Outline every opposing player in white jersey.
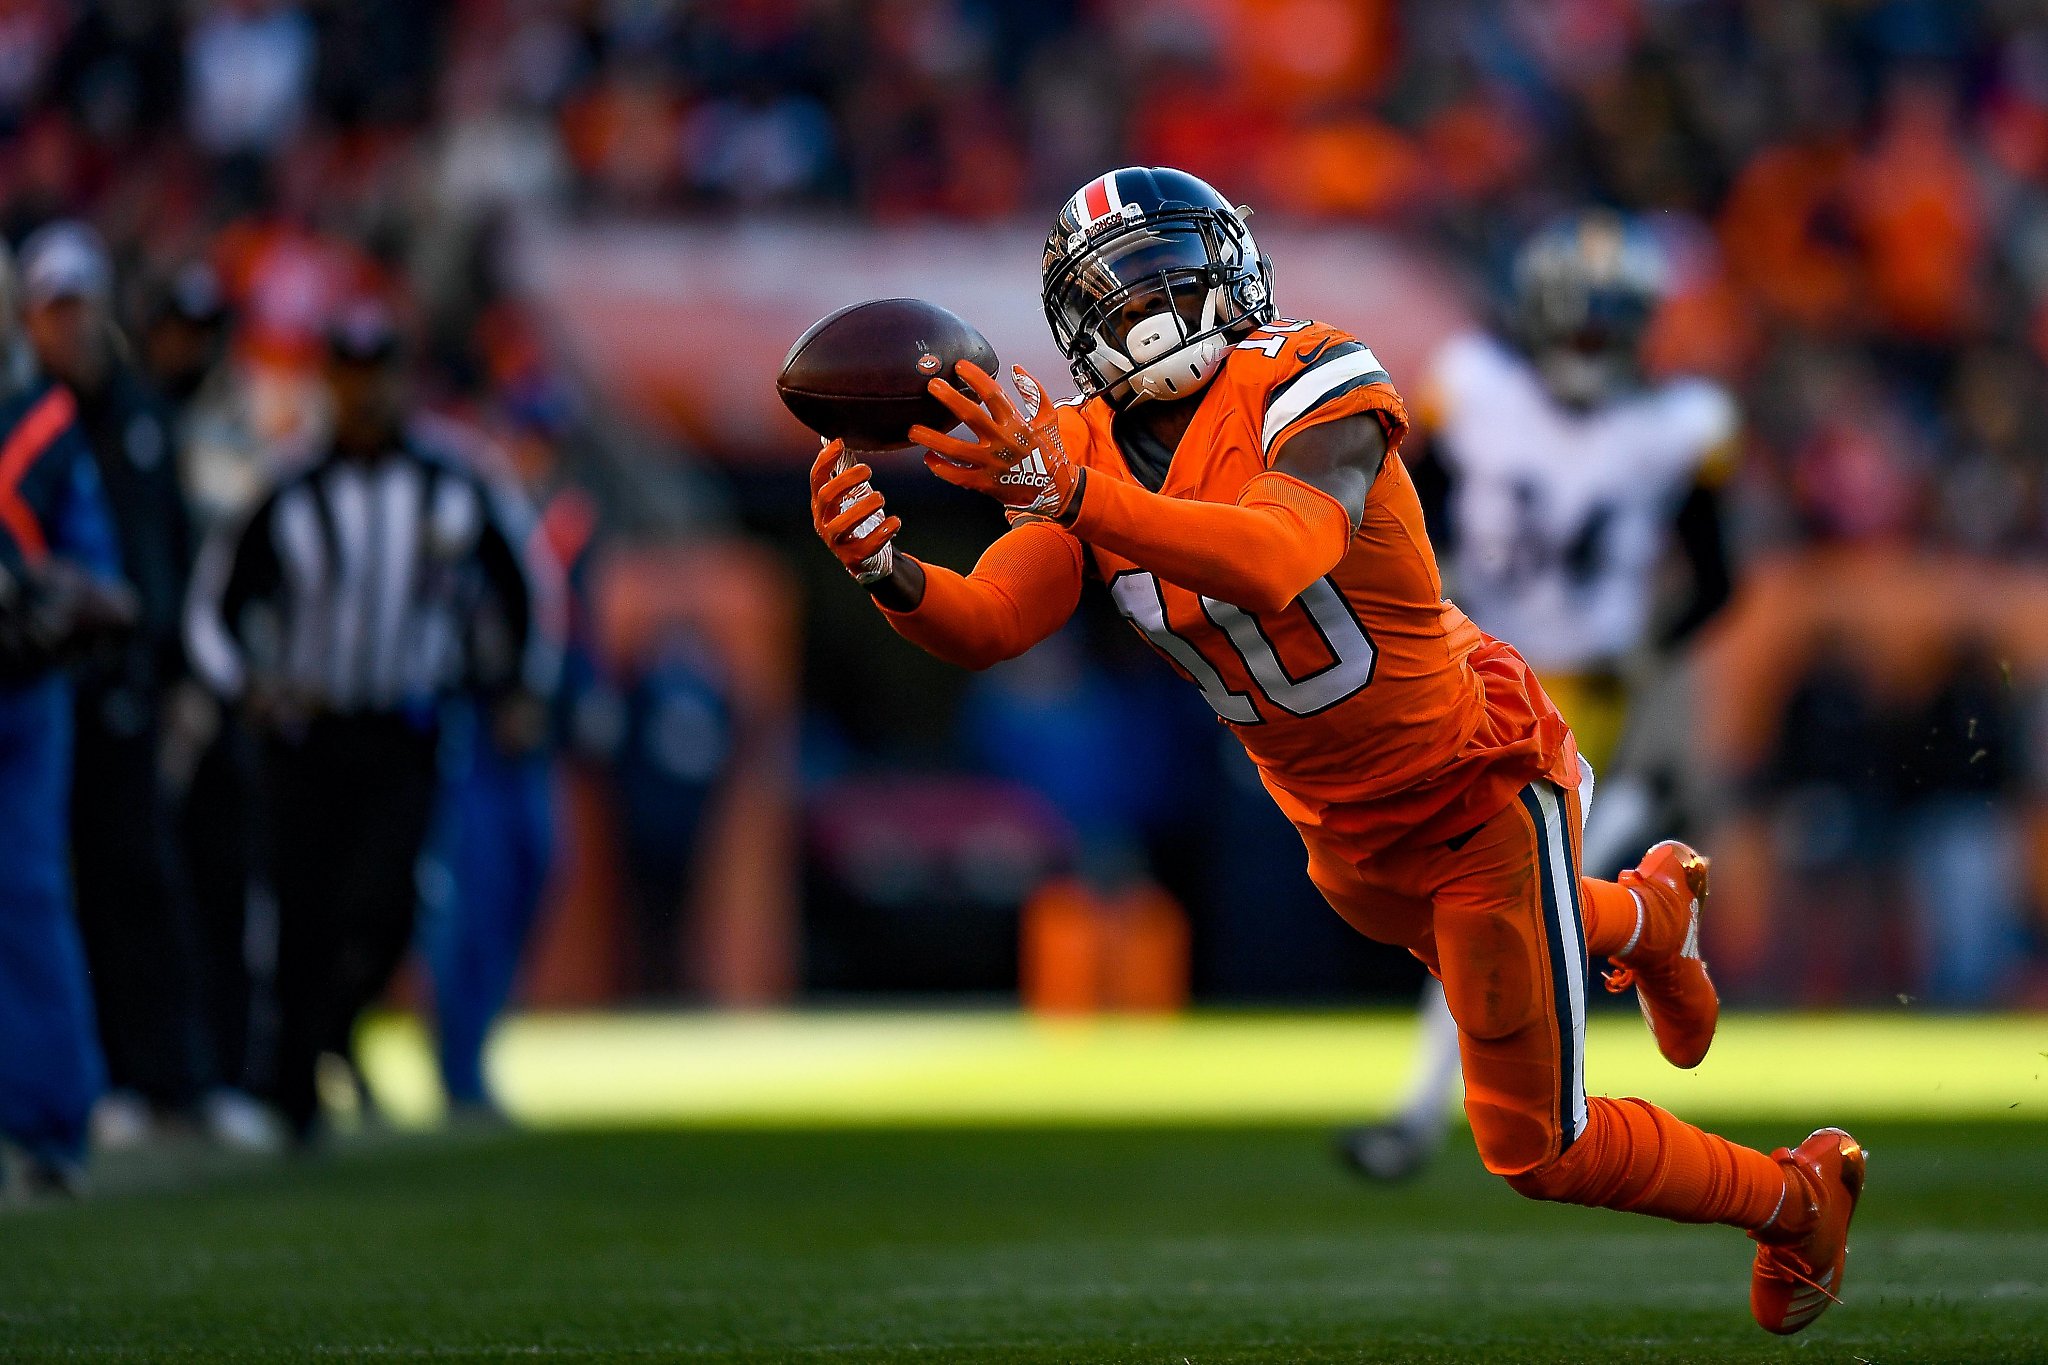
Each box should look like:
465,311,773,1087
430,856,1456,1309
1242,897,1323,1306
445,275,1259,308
1341,210,1741,1181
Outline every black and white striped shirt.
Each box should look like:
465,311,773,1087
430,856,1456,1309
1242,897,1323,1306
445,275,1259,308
185,424,559,716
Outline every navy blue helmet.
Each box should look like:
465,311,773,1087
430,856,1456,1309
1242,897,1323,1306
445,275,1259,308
1041,167,1274,407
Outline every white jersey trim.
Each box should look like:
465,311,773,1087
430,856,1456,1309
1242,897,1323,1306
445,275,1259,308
1261,348,1385,455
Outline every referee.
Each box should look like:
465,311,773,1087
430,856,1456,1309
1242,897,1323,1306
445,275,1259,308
185,304,554,1142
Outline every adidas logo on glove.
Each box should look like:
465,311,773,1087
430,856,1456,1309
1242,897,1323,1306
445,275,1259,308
999,452,1052,489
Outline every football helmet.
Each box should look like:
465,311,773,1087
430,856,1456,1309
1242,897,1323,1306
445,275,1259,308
1511,209,1667,408
1042,167,1273,407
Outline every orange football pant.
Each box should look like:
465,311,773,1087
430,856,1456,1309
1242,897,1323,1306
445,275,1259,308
1302,778,1792,1230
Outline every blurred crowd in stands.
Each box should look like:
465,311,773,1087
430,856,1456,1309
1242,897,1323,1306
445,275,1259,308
14,1,2048,539
3,0,2048,1189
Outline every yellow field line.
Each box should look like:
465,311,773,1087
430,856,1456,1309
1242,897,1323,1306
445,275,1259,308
356,1010,2048,1128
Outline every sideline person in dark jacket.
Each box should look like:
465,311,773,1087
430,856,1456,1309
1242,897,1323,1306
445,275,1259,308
20,222,212,1142
0,248,136,1192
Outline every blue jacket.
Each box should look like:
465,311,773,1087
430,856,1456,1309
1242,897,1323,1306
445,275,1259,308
0,379,121,581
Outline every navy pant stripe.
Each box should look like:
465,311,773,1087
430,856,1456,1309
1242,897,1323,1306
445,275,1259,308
1519,783,1588,1147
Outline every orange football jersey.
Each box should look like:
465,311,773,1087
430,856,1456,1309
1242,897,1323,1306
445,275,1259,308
1051,318,1580,857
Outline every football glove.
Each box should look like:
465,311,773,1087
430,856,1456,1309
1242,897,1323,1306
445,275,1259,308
910,362,1084,524
809,439,900,585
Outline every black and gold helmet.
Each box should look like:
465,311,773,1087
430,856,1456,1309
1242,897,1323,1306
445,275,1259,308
1511,209,1668,407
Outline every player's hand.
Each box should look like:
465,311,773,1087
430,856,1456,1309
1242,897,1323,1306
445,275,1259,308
0,559,138,684
910,362,1085,524
809,439,900,585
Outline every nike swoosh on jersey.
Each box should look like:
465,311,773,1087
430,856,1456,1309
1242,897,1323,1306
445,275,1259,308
1260,345,1387,454
1297,336,1336,366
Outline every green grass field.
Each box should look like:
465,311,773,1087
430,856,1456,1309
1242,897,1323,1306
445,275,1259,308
3,1012,2044,1363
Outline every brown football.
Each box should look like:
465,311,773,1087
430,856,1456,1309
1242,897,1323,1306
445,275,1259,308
777,298,999,450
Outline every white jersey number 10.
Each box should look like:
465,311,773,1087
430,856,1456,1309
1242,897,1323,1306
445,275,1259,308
1108,571,1376,723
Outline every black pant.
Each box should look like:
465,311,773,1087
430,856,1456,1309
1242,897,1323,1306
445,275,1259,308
260,715,439,1138
179,715,260,1092
70,684,213,1110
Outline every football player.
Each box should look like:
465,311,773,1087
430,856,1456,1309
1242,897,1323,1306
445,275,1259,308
1339,210,1741,1183
807,168,1862,1335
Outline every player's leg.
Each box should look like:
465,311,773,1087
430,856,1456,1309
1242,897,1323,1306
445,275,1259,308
1430,779,1762,1212
1582,659,1721,877
1390,978,1461,1142
1425,781,1863,1332
1310,776,1695,1178
1336,978,1461,1181
1581,762,1864,1333
1305,836,1460,1181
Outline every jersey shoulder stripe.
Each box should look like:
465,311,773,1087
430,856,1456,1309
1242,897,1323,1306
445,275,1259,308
1260,344,1391,454
1267,339,1367,404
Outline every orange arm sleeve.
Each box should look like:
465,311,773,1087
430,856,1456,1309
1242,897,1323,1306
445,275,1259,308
1066,470,1352,615
877,519,1085,671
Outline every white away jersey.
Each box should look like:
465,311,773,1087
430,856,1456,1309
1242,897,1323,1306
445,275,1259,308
1425,332,1736,673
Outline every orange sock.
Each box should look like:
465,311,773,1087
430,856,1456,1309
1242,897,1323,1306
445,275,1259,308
1508,1097,1797,1231
1578,877,1641,957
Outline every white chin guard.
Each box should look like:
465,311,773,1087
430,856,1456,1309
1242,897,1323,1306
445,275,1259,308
1093,287,1227,404
1127,333,1226,402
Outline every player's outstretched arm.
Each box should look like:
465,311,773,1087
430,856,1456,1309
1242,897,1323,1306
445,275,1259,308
873,522,1083,670
810,439,1084,671
912,362,1386,615
1052,413,1386,614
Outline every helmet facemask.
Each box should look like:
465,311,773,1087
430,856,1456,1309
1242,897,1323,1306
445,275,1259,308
1044,208,1271,407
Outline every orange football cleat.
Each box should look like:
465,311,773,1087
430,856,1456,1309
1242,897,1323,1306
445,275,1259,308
1750,1127,1867,1335
1604,840,1719,1068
